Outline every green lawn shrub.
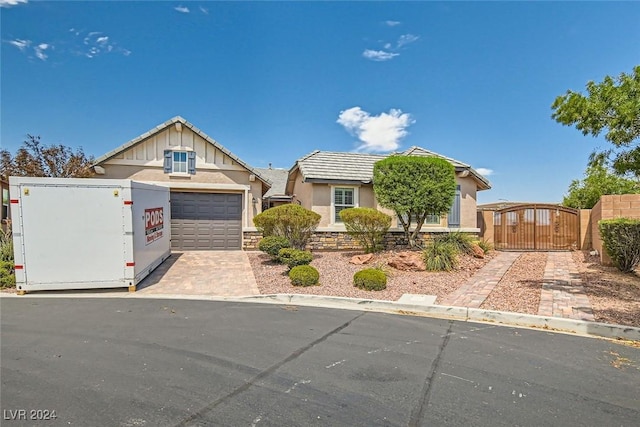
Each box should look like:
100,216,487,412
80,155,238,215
0,260,15,289
423,239,458,271
339,207,391,253
258,236,291,261
289,265,320,287
278,248,313,270
598,218,640,272
353,268,387,291
253,204,320,250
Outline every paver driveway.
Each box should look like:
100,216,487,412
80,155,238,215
136,251,259,297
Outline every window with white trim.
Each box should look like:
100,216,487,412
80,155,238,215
173,151,188,173
332,187,358,223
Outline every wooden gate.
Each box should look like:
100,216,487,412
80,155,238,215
493,204,579,251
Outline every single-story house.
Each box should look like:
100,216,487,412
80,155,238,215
92,116,271,251
286,147,491,234
94,116,491,251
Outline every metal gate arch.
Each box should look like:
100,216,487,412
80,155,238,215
493,204,579,251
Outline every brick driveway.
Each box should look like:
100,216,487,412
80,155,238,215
136,251,259,297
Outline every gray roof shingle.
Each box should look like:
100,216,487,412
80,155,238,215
255,167,290,198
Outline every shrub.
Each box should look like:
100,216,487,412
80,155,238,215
353,268,387,291
476,239,493,254
278,248,313,270
435,231,475,255
289,265,320,287
258,236,291,260
0,225,13,262
253,204,321,250
339,207,391,253
0,260,15,289
423,239,458,271
598,218,640,272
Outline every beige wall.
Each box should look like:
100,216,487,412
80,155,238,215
289,173,481,230
477,210,494,244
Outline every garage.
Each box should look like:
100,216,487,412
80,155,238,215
170,192,242,250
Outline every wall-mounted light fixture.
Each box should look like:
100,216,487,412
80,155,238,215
252,197,258,204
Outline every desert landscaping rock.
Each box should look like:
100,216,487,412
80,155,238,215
349,253,374,265
386,251,426,271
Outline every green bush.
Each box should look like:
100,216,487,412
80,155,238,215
0,225,13,262
476,239,493,254
0,260,15,289
278,248,313,270
435,231,475,255
289,265,320,287
258,236,291,260
598,218,640,272
253,204,321,250
353,268,387,291
339,207,391,253
423,239,458,271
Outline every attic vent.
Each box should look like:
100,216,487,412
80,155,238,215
249,174,256,182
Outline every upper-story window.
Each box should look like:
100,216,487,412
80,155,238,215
164,149,196,175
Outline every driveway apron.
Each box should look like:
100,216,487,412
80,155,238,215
137,251,259,297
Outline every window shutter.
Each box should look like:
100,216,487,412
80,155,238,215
188,151,196,175
163,150,172,173
447,185,461,228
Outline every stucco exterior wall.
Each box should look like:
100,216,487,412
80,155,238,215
458,177,478,229
590,194,640,265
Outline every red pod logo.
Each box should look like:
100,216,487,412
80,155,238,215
145,207,164,245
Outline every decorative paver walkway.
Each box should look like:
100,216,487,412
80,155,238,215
136,251,260,296
538,252,595,321
439,252,520,307
439,251,595,322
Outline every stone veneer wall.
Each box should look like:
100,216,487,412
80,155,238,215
243,230,477,251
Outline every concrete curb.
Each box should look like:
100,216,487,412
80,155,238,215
2,291,639,341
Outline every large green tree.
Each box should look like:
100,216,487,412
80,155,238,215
0,135,95,179
373,155,456,248
551,66,640,176
562,159,640,209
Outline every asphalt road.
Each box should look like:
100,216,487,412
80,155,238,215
1,298,639,427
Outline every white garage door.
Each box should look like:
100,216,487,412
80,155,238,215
170,192,242,250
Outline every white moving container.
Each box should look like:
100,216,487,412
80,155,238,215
10,177,171,294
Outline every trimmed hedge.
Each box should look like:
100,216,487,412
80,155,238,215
0,261,15,289
289,265,320,287
278,248,313,270
258,236,291,260
253,204,320,250
353,268,387,291
339,207,391,253
598,218,640,272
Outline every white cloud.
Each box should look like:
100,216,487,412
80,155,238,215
199,6,208,14
385,20,401,27
0,0,28,8
337,107,415,152
362,49,399,62
476,168,494,176
8,39,30,51
397,34,419,48
96,36,109,44
34,43,48,61
174,5,189,13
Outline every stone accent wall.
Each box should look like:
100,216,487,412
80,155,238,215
243,230,478,251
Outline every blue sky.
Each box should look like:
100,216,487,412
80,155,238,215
1,1,639,204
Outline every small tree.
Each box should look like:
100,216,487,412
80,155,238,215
562,159,639,209
339,207,391,253
0,135,95,179
551,66,640,176
373,156,456,248
253,204,320,250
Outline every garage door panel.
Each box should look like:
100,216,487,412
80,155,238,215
171,193,242,250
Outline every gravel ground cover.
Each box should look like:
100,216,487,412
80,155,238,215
573,251,640,328
479,252,546,315
247,250,496,302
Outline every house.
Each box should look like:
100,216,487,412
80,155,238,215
285,147,491,247
92,116,271,251
254,166,292,209
1,178,9,231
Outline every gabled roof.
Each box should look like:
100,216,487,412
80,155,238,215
93,116,271,187
255,167,291,199
288,146,491,191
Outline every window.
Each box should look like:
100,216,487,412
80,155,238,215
332,187,357,223
164,150,196,175
2,188,8,221
173,151,187,173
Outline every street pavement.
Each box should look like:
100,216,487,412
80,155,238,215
1,298,638,426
